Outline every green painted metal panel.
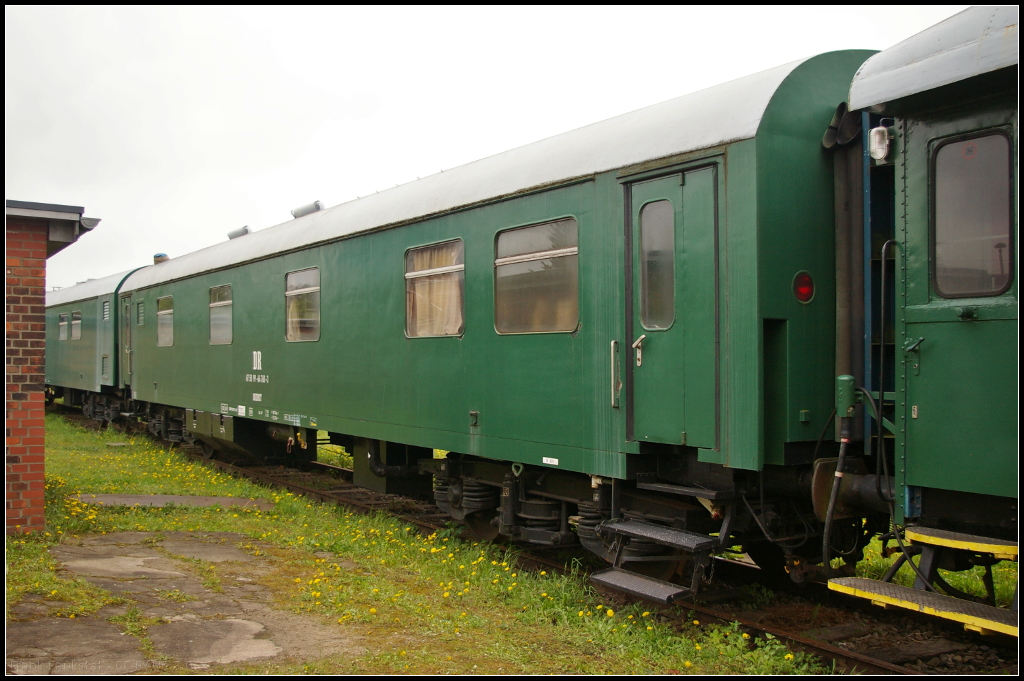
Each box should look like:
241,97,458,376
127,182,634,478
755,50,877,467
897,94,1017,500
712,138,758,469
680,166,719,449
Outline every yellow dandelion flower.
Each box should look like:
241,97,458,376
785,654,794,661
443,592,450,598
606,609,615,617
742,633,750,639
370,608,377,614
578,611,584,617
684,661,692,668
693,619,700,625
642,611,650,617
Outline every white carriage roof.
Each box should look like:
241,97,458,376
120,56,812,292
849,6,1019,111
46,269,139,307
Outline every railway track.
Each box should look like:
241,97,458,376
53,407,1016,675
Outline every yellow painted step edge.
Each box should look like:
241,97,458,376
905,529,1018,559
828,582,1018,637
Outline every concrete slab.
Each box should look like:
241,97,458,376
160,540,254,563
54,543,187,580
76,494,274,511
6,531,363,673
147,619,282,665
5,618,149,676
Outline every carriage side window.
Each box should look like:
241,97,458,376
285,268,320,342
933,133,1013,297
406,240,465,337
137,302,144,325
209,285,232,345
494,218,579,333
157,296,173,347
102,300,110,321
70,311,82,340
58,313,68,340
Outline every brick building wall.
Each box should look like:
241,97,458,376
6,217,48,533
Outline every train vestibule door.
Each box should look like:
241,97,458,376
628,167,718,448
121,295,133,389
901,127,1016,501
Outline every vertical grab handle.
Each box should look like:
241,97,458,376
610,340,620,408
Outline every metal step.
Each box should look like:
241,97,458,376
905,527,1018,559
829,577,1018,637
601,518,716,552
591,567,692,604
635,481,734,500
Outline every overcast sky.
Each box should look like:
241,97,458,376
7,6,968,289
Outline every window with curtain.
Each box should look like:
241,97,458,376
285,268,320,341
209,285,232,345
58,313,68,340
70,311,82,340
406,240,465,337
157,296,173,347
495,218,579,333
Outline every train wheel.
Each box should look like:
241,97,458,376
463,511,500,542
200,442,219,460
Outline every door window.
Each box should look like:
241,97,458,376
157,296,174,346
933,133,1013,297
639,200,675,329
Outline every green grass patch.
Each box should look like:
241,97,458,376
19,412,827,674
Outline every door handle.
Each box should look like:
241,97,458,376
632,334,646,367
903,337,924,375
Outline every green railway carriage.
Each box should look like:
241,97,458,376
826,6,1018,636
44,10,1017,634
109,50,871,480
44,269,139,418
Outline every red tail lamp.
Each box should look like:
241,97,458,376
793,271,815,304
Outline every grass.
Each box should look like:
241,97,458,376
5,413,832,673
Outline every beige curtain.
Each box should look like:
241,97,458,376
406,242,464,337
286,292,320,341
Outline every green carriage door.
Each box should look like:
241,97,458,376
628,168,718,447
121,295,133,389
904,131,1016,499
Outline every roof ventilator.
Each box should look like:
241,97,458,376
227,225,250,240
291,200,323,219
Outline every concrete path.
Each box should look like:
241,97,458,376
74,494,275,511
6,531,363,675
